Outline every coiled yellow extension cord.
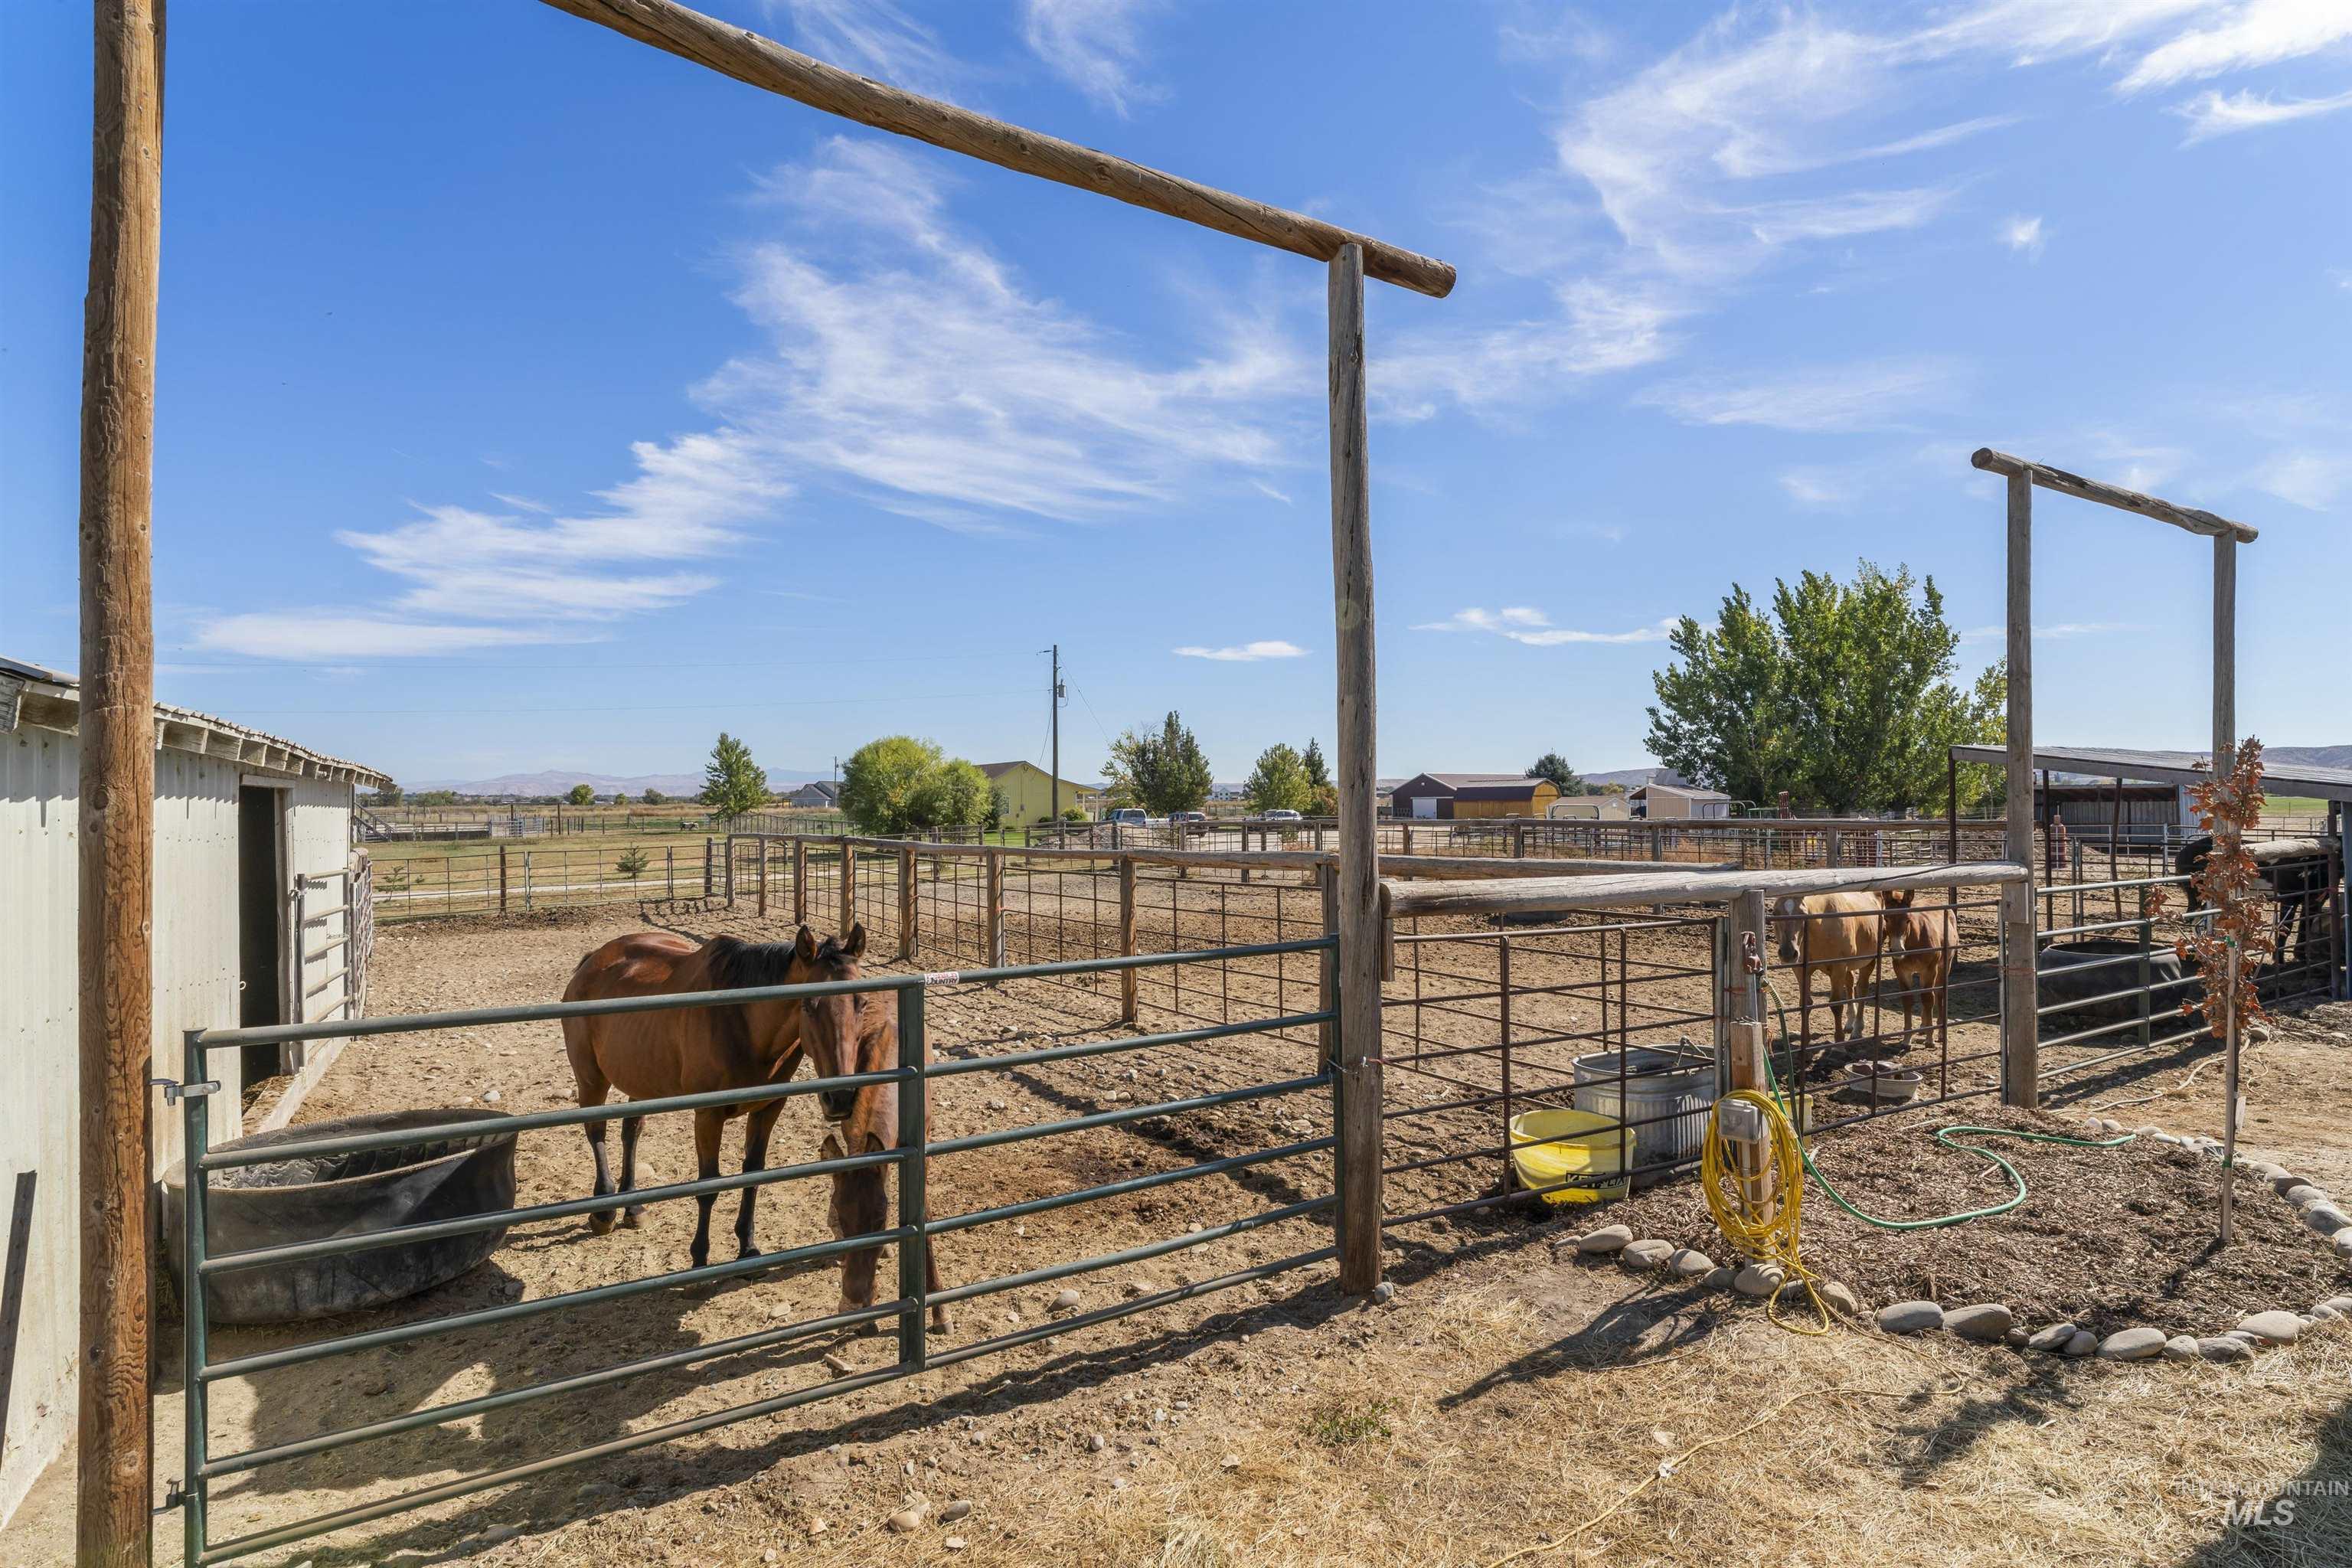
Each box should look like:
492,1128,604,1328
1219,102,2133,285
1699,1087,1834,1334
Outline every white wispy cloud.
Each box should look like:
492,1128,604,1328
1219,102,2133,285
1377,280,1686,420
2116,0,2352,91
203,138,1305,658
1173,640,1305,662
1430,0,2351,420
2249,449,2352,508
1412,607,1677,646
1635,357,1965,433
2000,214,2047,258
2174,86,2352,142
1021,0,1167,115
198,616,589,660
767,0,963,96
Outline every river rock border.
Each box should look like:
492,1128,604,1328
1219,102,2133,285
1551,1116,2352,1367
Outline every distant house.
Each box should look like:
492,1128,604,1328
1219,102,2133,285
785,779,840,809
1630,782,1733,820
976,760,1099,825
1387,773,1562,820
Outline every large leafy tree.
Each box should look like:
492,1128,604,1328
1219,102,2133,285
1101,711,1214,815
699,733,770,819
1244,743,1315,813
840,737,990,834
567,782,595,807
1527,753,1589,795
1645,562,2005,815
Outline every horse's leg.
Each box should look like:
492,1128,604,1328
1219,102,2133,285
567,1021,619,1235
733,1100,784,1259
1796,960,1815,1068
925,1236,951,1333
689,1108,727,1270
618,1116,645,1229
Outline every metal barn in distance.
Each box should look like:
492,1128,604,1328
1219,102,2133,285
0,656,390,1524
1387,772,1561,820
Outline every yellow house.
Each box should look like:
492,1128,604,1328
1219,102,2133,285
977,760,1099,825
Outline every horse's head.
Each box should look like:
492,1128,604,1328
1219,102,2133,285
1771,896,1806,964
794,923,871,1125
1876,887,1915,955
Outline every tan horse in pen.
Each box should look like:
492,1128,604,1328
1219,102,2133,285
1875,887,1955,1047
1772,892,1883,1052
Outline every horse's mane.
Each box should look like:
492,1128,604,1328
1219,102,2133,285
706,935,803,989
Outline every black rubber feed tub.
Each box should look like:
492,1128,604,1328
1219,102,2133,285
2037,939,2200,1025
165,1109,518,1325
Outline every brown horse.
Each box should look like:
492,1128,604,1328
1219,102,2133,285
1874,888,1955,1047
797,930,951,1331
1772,891,1883,1049
563,925,841,1269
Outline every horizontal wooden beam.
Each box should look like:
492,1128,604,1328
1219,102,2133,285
1971,449,2257,543
1374,854,1743,880
538,0,1455,299
1382,860,2028,920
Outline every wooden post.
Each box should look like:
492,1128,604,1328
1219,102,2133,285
757,836,769,916
792,837,808,925
2000,469,2039,1107
1118,854,1139,1023
985,848,1006,968
839,839,857,936
1327,244,1384,1295
898,845,917,960
1317,861,1339,1066
1726,891,1771,1208
702,837,713,898
1511,822,1527,859
1824,828,1841,869
498,844,510,913
78,3,164,1558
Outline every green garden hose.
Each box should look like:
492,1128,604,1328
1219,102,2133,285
1759,978,2136,1232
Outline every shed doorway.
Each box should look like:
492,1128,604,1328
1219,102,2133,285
236,784,287,1084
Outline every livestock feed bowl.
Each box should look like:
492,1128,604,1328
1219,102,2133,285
165,1108,518,1325
1508,1109,1635,1204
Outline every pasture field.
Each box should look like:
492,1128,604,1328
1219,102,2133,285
103,874,2352,1568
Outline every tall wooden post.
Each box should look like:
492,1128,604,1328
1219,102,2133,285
839,840,857,936
80,2,164,1560
985,849,1007,968
1117,854,1139,1023
2212,533,2236,776
756,836,769,916
897,845,918,960
498,844,509,913
1327,244,1384,1294
2000,469,2039,1107
792,837,808,926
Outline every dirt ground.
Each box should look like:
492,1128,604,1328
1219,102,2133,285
67,893,2351,1568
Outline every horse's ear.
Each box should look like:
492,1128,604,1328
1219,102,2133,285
794,925,818,962
843,921,867,960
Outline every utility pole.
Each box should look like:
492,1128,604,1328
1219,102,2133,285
1044,645,1063,825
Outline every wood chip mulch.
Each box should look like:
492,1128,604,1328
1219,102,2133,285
1594,1106,2347,1336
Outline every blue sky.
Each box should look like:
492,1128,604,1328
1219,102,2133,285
5,1,2347,789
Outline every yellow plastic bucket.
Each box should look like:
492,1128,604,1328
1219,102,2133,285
1508,1109,1635,1204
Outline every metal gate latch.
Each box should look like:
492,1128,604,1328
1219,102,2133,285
151,1076,220,1105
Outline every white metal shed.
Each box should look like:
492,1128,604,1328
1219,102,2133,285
0,655,390,1522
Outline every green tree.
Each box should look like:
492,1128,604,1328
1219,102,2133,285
1645,561,2005,815
699,732,770,819
839,737,991,834
982,785,1008,832
1100,711,1214,815
567,782,595,807
642,787,667,805
366,781,404,807
1244,743,1315,813
616,845,651,880
1527,753,1588,795
413,789,459,806
612,791,630,805
1301,737,1331,790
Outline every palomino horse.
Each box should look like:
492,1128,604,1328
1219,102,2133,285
1772,892,1883,1051
796,929,951,1331
564,924,836,1269
1874,888,1955,1047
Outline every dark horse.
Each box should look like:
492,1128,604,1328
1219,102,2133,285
2174,834,2339,977
560,924,859,1266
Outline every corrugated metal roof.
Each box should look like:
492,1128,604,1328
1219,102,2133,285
2,654,392,789
1949,742,2352,805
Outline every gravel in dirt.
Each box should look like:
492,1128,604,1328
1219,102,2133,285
1593,1104,2347,1336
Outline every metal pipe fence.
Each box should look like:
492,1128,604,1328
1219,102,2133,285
169,936,1338,1567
